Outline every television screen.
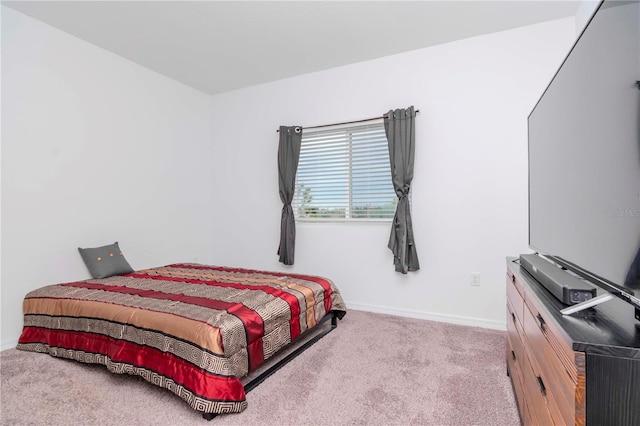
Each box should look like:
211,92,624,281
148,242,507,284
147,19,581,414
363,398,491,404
528,0,640,294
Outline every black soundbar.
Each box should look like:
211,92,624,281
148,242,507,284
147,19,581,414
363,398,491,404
520,254,597,305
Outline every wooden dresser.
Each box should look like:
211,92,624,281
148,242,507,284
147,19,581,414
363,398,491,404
506,257,640,425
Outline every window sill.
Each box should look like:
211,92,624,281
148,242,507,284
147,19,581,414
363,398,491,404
296,218,392,225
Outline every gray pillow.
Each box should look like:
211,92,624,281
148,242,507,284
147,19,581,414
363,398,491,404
78,242,134,279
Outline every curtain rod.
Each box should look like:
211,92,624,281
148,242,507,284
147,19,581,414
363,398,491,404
276,109,420,133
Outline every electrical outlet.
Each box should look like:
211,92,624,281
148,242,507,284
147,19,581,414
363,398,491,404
471,272,481,286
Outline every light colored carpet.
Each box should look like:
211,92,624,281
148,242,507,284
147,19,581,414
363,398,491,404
0,310,520,426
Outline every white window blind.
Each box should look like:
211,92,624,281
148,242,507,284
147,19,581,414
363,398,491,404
293,122,397,221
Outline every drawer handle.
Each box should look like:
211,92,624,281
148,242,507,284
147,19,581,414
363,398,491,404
511,350,516,361
511,312,516,323
536,313,546,330
511,274,516,284
536,375,547,396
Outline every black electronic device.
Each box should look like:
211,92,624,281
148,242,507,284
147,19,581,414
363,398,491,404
527,0,640,319
520,254,597,305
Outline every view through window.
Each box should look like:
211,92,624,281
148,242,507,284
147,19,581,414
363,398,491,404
293,122,397,221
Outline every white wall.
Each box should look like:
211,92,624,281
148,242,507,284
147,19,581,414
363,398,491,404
208,18,575,329
1,7,214,349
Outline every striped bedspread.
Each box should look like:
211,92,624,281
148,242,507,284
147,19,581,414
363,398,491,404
16,263,347,415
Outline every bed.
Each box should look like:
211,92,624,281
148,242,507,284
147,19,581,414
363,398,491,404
16,263,347,418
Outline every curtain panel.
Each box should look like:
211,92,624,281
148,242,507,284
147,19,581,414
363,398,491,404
384,106,420,273
277,125,302,265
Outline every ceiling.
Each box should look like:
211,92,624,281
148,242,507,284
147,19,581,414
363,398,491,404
2,1,581,95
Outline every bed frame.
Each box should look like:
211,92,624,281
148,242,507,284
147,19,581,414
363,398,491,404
201,312,339,420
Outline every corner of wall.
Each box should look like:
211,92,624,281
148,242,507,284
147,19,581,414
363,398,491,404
1,339,18,352
575,0,601,36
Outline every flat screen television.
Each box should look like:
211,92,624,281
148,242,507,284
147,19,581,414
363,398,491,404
527,0,640,316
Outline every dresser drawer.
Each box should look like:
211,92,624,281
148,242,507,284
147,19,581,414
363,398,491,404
507,272,525,327
524,284,578,383
521,352,555,426
507,266,524,297
506,332,525,415
507,301,525,369
522,401,535,426
523,303,576,425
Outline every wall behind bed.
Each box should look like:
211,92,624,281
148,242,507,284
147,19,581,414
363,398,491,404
1,7,215,350
207,18,575,330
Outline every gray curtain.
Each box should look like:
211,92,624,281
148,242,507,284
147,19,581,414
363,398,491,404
277,125,302,265
384,106,420,273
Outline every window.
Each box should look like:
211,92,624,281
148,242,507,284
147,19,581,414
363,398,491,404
293,122,397,221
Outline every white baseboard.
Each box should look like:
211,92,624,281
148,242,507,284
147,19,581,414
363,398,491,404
1,338,18,352
347,302,506,331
